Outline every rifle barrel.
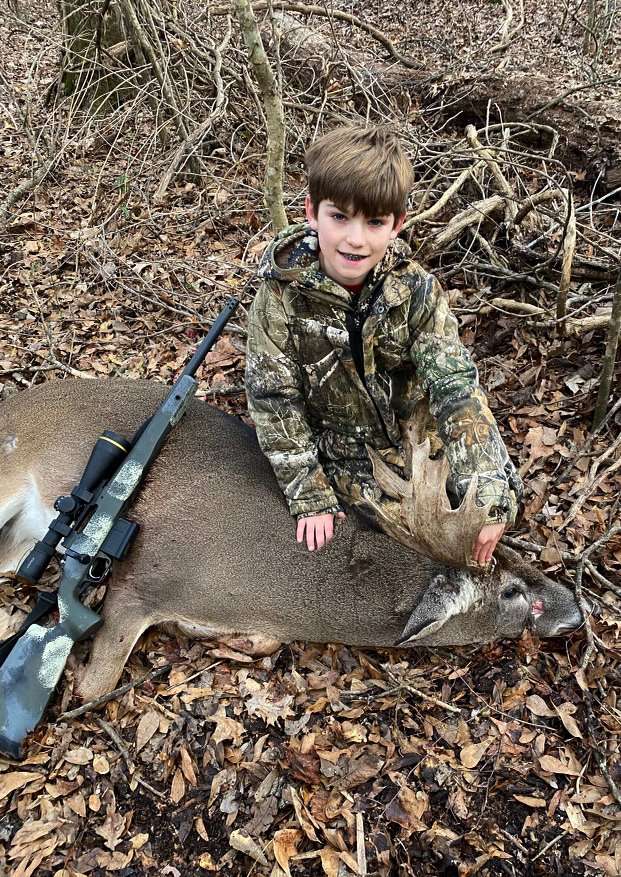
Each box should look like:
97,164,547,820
181,297,239,379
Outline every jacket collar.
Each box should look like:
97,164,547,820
258,222,412,308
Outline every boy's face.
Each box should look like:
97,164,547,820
305,196,405,288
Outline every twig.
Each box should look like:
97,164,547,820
356,812,367,877
491,0,525,53
574,524,620,669
559,435,621,531
512,188,560,227
531,832,566,862
0,154,62,227
497,826,529,857
582,690,621,807
428,195,504,252
385,670,461,714
58,663,173,720
585,559,621,598
526,75,621,120
488,298,547,316
95,715,167,800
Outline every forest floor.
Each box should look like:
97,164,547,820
0,1,620,876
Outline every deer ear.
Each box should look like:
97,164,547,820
396,574,477,644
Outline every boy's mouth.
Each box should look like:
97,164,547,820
339,252,367,262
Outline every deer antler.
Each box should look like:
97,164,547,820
365,415,492,569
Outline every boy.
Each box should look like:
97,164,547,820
245,126,522,566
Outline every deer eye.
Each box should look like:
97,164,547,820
502,587,521,600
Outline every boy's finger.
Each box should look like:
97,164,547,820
325,516,334,543
306,520,316,551
296,518,306,543
314,521,325,550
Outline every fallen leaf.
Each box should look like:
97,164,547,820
208,705,246,745
171,768,186,804
0,771,43,801
513,795,547,808
290,785,320,842
554,702,583,738
93,754,110,774
526,694,555,717
318,847,342,877
229,829,268,865
273,828,303,876
179,746,198,786
460,740,490,769
539,754,581,776
135,711,160,753
67,792,87,817
64,748,92,765
95,807,126,851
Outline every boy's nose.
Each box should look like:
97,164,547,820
346,223,366,248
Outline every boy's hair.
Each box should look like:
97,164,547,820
305,126,413,219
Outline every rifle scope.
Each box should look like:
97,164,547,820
16,430,131,585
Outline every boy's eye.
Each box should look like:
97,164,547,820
332,212,347,221
369,218,387,227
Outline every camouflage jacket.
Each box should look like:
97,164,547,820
245,222,522,522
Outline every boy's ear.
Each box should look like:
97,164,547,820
305,194,319,230
390,213,406,239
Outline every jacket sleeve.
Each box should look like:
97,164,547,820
408,275,523,525
245,280,342,518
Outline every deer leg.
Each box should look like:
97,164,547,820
217,633,282,656
77,583,151,701
0,480,53,574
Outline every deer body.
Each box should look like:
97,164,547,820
0,379,582,699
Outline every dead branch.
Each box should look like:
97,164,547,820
427,195,505,254
512,188,560,226
155,24,230,200
58,663,173,721
207,0,421,70
405,161,486,228
592,271,621,430
491,0,525,53
465,124,518,223
489,298,547,316
233,0,287,231
557,191,577,336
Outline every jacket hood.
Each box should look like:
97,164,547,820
257,222,413,291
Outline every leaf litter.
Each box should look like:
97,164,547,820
0,0,620,874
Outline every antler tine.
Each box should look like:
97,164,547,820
367,413,493,568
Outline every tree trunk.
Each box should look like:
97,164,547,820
58,0,130,110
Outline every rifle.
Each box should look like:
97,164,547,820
0,297,239,759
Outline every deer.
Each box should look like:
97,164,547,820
0,378,583,701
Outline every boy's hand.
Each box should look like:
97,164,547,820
472,523,505,567
297,512,346,551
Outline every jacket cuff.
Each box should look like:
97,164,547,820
485,490,519,527
290,495,342,517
